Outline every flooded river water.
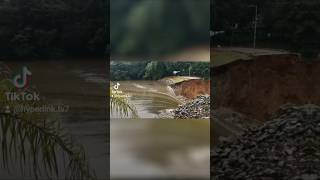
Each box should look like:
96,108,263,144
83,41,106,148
111,80,181,118
0,59,210,179
110,81,210,179
110,119,210,179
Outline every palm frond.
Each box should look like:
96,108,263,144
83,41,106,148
0,112,96,180
110,88,138,118
0,65,96,179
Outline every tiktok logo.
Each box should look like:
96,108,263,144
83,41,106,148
113,82,120,90
12,66,32,89
6,66,40,101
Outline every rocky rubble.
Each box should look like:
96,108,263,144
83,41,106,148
213,108,260,132
212,108,260,146
212,104,320,179
173,95,210,119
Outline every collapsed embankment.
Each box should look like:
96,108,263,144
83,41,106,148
172,79,210,99
160,79,210,119
213,54,319,122
212,54,320,178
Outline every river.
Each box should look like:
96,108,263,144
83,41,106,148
1,59,108,179
111,80,181,118
110,119,210,180
0,59,210,180
110,81,210,179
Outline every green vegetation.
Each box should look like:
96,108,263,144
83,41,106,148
0,113,95,179
0,0,106,58
110,87,138,118
212,0,320,58
111,0,209,56
110,61,210,81
0,72,95,179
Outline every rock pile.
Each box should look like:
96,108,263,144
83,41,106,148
174,95,210,119
212,108,260,146
212,104,320,179
213,108,259,132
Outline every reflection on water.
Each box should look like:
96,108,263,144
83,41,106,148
110,119,210,179
111,81,181,118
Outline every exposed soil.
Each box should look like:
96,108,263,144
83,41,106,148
173,79,210,99
212,54,319,121
212,53,320,179
158,79,210,119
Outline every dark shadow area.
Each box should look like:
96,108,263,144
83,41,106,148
211,0,320,179
211,0,320,59
0,0,107,59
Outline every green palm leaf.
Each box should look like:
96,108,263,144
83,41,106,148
110,88,138,118
0,112,96,180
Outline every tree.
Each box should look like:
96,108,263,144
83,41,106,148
268,0,320,57
143,61,168,80
0,0,107,58
111,0,209,56
212,0,320,58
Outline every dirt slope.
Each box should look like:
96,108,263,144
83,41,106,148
213,54,318,121
173,79,210,99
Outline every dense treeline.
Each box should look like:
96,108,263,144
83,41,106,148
211,0,320,58
0,0,107,58
111,61,210,80
111,0,209,56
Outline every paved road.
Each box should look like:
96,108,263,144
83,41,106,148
216,47,291,56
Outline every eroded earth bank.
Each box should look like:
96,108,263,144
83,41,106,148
212,54,320,179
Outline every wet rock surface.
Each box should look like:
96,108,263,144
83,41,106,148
212,104,320,179
173,95,210,119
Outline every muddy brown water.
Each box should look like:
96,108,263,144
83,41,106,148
110,81,210,179
0,60,210,179
111,80,181,118
0,59,108,179
110,119,210,179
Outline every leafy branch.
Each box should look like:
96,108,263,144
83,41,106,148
0,64,96,179
110,88,138,118
0,112,96,180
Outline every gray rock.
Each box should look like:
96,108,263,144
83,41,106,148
173,95,210,119
212,104,320,179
